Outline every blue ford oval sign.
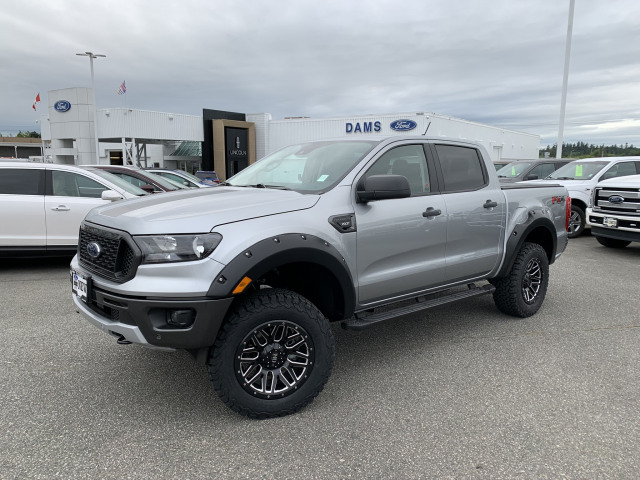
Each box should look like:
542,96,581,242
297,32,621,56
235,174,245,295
390,119,417,131
608,195,624,204
54,100,71,112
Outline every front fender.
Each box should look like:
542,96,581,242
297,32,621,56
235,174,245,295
207,233,356,318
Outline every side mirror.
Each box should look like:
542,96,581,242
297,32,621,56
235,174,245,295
525,174,539,180
140,184,156,193
357,175,411,203
101,190,123,202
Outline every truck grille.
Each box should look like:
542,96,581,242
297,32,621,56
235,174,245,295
593,187,640,215
78,223,140,283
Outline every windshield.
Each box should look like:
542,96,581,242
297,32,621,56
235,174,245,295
169,170,205,184
84,168,148,196
161,175,192,189
226,140,379,193
547,161,608,180
142,170,188,190
496,161,534,178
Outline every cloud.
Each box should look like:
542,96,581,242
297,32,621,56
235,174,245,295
1,0,639,147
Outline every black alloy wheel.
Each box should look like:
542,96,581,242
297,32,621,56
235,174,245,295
208,289,334,419
235,320,314,399
493,242,549,318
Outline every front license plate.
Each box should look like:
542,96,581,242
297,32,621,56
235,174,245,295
72,270,88,302
603,217,618,228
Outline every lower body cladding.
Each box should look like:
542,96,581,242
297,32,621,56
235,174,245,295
73,281,234,350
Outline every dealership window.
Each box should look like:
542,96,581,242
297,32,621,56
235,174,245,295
362,145,431,196
436,145,486,192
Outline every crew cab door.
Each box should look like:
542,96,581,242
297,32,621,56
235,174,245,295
45,170,113,247
431,144,505,282
353,143,447,305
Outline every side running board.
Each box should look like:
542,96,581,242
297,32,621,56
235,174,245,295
341,283,495,331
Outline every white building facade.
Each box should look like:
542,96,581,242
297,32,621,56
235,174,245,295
40,87,540,175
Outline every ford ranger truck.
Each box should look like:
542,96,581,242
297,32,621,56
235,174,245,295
587,173,640,248
71,136,570,418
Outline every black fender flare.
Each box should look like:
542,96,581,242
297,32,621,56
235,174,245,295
496,214,558,278
207,233,356,319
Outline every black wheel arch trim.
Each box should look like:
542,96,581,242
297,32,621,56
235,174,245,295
496,215,558,278
207,233,356,319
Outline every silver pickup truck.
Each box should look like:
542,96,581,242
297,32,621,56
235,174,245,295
71,136,570,418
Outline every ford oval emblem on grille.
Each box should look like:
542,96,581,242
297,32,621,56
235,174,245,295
390,119,417,131
609,195,625,204
87,242,102,258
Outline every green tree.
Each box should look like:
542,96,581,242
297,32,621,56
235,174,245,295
16,130,41,138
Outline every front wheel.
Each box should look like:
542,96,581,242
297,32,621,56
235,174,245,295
595,236,631,248
568,205,586,238
492,242,549,318
208,289,335,419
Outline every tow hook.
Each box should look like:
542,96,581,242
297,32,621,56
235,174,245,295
109,331,132,345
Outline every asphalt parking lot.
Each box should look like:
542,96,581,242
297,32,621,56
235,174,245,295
1,234,639,479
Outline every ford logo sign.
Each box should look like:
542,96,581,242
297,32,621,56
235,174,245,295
608,195,625,204
390,119,417,131
54,100,71,112
87,242,102,258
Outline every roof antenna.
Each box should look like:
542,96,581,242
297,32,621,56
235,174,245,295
423,121,431,135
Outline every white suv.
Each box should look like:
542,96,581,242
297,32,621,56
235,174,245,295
0,162,147,257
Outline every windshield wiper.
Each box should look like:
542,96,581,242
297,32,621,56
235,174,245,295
250,184,290,190
553,176,575,180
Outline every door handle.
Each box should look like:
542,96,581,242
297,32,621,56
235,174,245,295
423,207,442,217
483,200,498,209
52,205,70,211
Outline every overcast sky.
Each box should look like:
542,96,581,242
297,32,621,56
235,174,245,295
2,0,639,147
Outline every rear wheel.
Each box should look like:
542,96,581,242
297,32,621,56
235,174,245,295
493,242,549,318
595,236,631,248
568,205,585,238
208,289,334,419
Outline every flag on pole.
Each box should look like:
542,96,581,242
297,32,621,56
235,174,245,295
117,81,127,95
32,92,41,111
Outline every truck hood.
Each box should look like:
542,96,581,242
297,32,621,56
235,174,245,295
84,186,320,235
520,179,592,190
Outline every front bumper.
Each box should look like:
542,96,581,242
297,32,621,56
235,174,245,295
72,274,235,350
588,210,640,243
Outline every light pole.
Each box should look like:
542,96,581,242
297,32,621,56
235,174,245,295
76,51,106,163
557,0,575,159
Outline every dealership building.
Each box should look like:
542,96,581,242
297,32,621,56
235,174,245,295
32,87,540,181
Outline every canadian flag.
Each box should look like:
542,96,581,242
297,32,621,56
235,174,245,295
32,93,41,111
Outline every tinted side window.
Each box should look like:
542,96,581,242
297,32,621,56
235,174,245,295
362,145,431,196
75,174,109,198
435,145,486,191
0,169,44,195
529,163,557,179
601,161,639,180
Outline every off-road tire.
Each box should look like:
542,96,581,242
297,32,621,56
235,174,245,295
493,242,549,318
568,205,586,238
208,288,334,419
595,236,631,249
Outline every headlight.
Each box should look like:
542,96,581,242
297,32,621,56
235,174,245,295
134,233,222,264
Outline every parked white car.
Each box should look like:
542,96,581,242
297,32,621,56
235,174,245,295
0,162,147,257
527,157,640,237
